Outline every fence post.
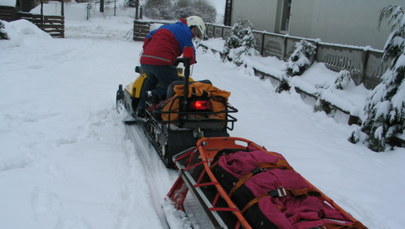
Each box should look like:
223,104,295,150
314,39,320,62
86,2,91,20
61,0,64,17
40,0,44,29
260,32,265,55
135,0,139,19
283,35,288,60
100,0,104,13
361,48,370,86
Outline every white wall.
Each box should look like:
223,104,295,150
290,0,405,49
231,0,278,32
230,0,405,50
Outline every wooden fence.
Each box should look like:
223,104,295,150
133,20,387,89
0,6,18,21
133,20,149,41
206,23,388,90
0,6,64,38
18,12,64,38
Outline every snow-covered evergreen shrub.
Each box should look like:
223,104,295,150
314,99,333,114
355,5,405,152
223,19,257,66
348,126,363,144
335,70,356,90
285,40,317,76
275,76,291,93
0,20,8,40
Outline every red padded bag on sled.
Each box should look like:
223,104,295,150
212,146,366,229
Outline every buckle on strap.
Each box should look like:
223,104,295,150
269,187,288,198
251,168,264,175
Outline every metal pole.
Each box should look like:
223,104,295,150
135,0,139,19
40,0,44,28
114,0,117,16
61,0,64,17
100,0,104,13
87,2,91,20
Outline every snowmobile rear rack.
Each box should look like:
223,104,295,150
145,100,238,130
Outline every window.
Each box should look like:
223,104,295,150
280,0,291,32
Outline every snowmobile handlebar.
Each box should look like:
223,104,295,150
176,47,194,115
176,57,192,112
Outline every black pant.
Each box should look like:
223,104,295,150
136,64,179,112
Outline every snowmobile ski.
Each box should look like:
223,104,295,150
122,114,146,125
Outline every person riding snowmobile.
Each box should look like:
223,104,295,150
135,16,206,118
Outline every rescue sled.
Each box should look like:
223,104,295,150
167,137,367,229
116,47,238,168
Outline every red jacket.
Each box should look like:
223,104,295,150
140,19,196,65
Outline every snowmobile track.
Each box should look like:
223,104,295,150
125,124,175,229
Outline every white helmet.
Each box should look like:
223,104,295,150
186,16,206,38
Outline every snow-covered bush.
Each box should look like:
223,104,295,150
223,19,257,66
124,0,136,7
144,0,174,19
314,99,333,114
285,40,317,76
276,40,317,93
144,0,216,23
352,5,405,152
335,70,356,90
275,76,291,93
0,20,8,40
348,126,367,144
189,0,216,23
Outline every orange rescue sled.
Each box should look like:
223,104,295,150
166,137,366,229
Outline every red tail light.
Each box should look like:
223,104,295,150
189,100,212,111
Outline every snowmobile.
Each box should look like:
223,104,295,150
116,47,238,168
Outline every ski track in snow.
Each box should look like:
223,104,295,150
1,19,164,227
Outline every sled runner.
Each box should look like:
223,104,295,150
167,137,367,229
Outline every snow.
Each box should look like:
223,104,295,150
207,0,225,23
0,0,15,7
1,2,405,229
1,19,52,46
200,38,370,120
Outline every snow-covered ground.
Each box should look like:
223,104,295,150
1,2,405,229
